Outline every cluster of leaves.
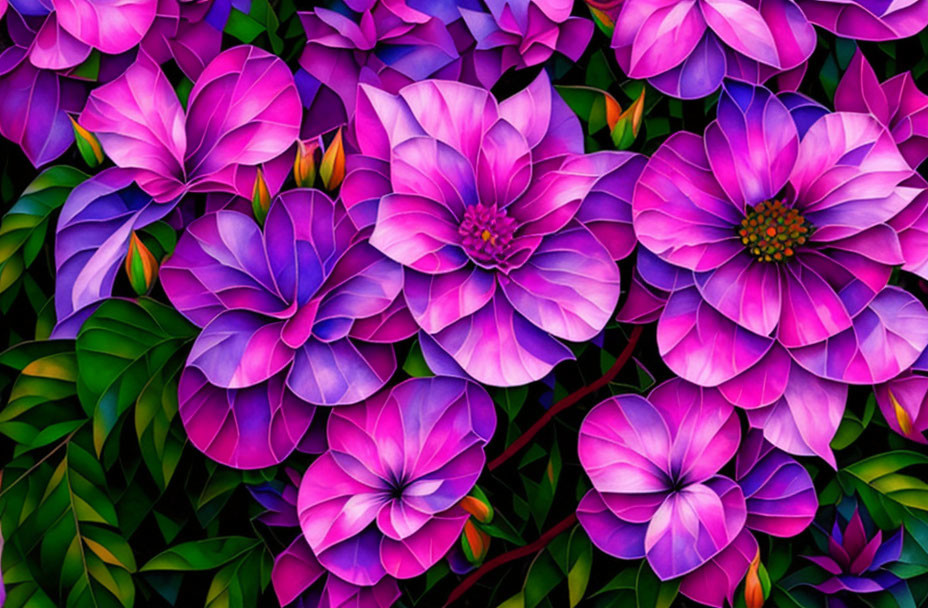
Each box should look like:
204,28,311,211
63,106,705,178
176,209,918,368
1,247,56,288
4,4,928,608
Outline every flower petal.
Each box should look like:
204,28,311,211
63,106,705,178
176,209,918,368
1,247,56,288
179,368,313,470
187,311,293,389
287,337,395,406
184,45,301,187
644,477,747,580
579,394,673,494
501,223,620,342
658,287,774,386
404,267,496,334
54,0,157,54
429,295,574,387
577,490,648,560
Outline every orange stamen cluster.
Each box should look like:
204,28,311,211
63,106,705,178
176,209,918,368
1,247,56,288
739,200,810,263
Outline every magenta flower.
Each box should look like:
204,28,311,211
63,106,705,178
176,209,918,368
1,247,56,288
8,0,158,70
157,189,407,469
0,9,89,167
297,376,496,586
79,46,301,203
631,80,928,465
458,0,594,88
52,45,301,337
611,0,816,98
804,506,904,595
835,49,928,278
348,72,639,386
578,379,817,607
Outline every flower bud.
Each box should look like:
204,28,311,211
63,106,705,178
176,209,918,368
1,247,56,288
294,139,320,188
69,115,104,168
125,232,158,295
320,128,346,191
890,390,914,436
611,87,645,150
460,486,493,523
460,519,490,565
585,1,619,36
252,167,271,226
744,549,765,608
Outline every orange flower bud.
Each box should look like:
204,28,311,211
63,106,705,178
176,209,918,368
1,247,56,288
294,139,320,188
252,167,271,226
744,549,764,608
320,128,346,191
461,519,490,565
459,486,494,523
611,87,645,150
69,115,104,168
125,232,158,296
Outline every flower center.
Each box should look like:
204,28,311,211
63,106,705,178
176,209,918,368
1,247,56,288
459,203,516,265
738,200,811,263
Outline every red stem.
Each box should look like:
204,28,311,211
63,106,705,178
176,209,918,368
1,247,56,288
443,512,579,607
487,324,643,472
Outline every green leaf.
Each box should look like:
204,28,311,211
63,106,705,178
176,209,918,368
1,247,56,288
225,0,283,53
636,561,679,608
566,529,592,607
0,429,133,608
843,451,928,511
76,298,196,456
140,537,259,572
0,352,85,456
205,546,272,608
0,166,87,295
402,340,434,377
134,351,186,490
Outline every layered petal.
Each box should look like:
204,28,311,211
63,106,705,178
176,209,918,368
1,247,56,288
184,45,301,188
287,338,395,406
746,362,846,466
644,477,747,580
789,287,928,384
735,430,817,536
179,368,313,469
679,529,758,608
54,168,169,338
633,131,743,272
54,0,158,54
429,295,574,386
501,223,620,342
576,490,648,560
187,311,293,389
658,287,774,387
579,394,673,494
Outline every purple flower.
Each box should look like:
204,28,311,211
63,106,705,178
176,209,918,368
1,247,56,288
296,1,463,138
348,72,641,386
804,506,904,595
52,45,301,337
0,9,89,167
611,0,816,99
297,376,496,586
159,189,407,469
79,45,301,203
631,80,928,465
458,0,594,88
577,379,817,607
7,0,159,70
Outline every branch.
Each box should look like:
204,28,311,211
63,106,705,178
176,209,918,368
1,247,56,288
443,512,578,607
487,325,643,471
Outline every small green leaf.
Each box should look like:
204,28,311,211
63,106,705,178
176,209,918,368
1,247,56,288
140,537,260,572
